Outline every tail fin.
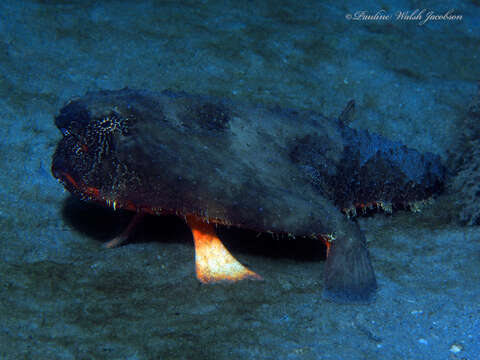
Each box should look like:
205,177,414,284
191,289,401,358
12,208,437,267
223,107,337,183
322,223,377,304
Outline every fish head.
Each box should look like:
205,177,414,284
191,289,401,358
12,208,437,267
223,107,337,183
51,96,134,205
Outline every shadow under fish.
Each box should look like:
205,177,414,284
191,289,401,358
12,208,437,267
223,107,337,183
51,89,445,304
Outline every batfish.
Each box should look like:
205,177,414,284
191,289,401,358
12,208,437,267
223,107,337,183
51,89,445,303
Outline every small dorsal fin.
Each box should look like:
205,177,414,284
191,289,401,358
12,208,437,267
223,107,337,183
338,100,355,126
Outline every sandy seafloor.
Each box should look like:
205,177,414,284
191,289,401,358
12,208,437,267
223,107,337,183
0,1,479,359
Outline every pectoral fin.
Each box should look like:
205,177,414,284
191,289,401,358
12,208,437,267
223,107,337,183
186,215,262,283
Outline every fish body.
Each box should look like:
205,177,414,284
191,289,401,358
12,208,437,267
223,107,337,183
52,88,445,303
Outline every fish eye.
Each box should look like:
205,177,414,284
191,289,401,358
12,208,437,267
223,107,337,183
101,119,112,128
98,112,121,133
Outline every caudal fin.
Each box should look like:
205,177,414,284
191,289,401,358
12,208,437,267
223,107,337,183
322,226,377,304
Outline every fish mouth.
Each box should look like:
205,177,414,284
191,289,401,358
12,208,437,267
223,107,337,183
51,143,134,212
52,165,106,208
52,151,75,188
51,163,85,199
51,144,97,201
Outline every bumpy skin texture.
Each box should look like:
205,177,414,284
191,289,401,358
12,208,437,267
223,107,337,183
52,89,445,303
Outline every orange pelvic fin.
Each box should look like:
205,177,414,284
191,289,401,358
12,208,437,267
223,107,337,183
186,215,262,283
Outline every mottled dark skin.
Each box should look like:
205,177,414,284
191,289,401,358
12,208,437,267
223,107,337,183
52,89,445,303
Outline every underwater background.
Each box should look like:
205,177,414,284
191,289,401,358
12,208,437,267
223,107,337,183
0,0,479,359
